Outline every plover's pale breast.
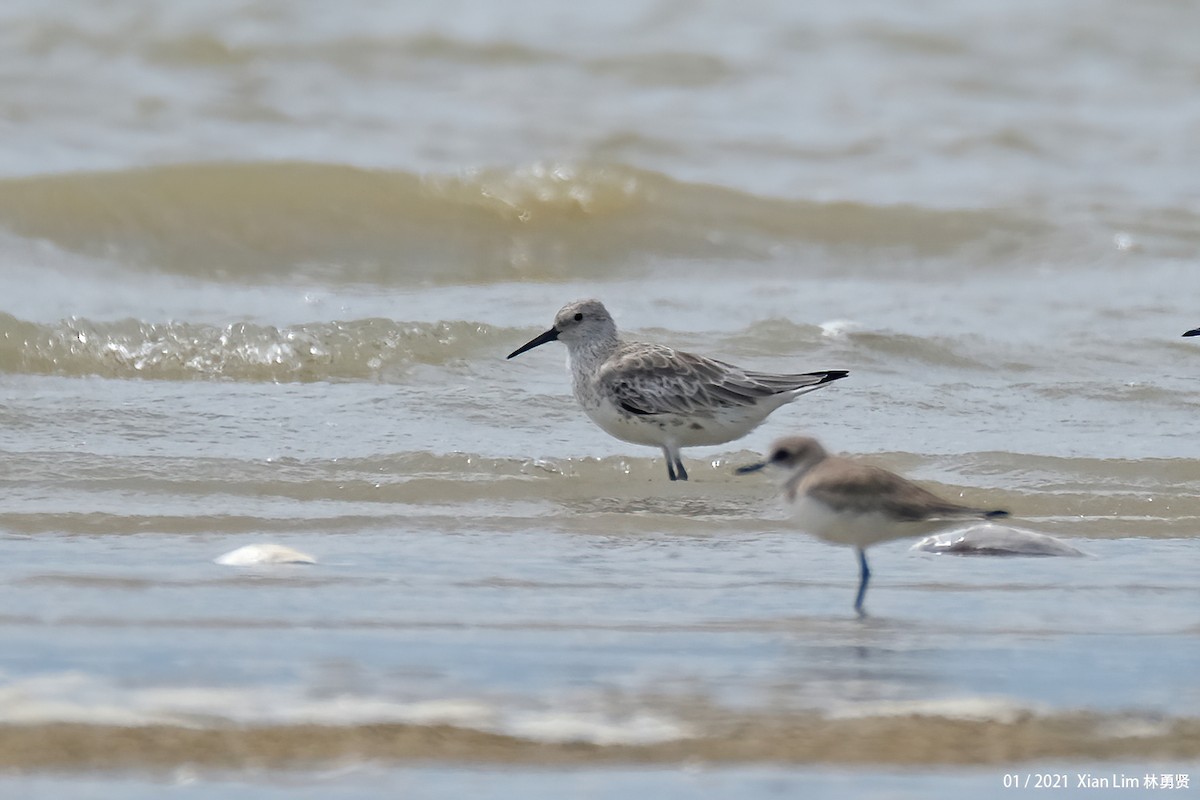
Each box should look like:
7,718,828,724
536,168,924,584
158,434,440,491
739,436,1009,617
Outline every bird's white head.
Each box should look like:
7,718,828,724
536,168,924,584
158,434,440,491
551,299,616,347
507,298,618,359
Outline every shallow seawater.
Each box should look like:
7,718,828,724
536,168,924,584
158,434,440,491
1,0,1199,793
5,763,1199,800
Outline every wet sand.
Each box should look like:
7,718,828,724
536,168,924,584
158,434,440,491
3,711,1198,771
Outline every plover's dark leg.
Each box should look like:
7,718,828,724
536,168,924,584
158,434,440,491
854,548,871,618
663,447,678,481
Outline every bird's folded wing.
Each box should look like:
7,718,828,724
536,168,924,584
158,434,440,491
804,467,978,521
598,346,818,415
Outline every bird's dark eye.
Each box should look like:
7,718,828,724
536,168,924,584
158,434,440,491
771,450,788,462
573,312,583,321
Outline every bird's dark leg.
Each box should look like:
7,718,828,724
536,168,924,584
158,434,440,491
663,448,678,481
854,548,870,618
674,455,688,481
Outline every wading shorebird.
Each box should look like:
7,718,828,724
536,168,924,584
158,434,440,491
507,300,848,481
738,436,1009,617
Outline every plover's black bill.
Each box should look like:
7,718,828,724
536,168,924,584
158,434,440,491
735,462,767,474
1183,327,1200,337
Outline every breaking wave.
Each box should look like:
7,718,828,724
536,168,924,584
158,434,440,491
0,313,499,381
0,672,1194,770
0,162,1046,284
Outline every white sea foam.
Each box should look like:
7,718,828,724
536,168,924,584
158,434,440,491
507,710,691,745
818,319,863,339
0,672,690,746
828,696,1035,725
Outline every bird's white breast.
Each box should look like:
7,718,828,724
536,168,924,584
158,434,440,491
578,391,788,448
790,496,953,549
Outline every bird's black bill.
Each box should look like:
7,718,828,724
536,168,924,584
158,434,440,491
735,462,766,475
506,328,559,359
1184,328,1200,337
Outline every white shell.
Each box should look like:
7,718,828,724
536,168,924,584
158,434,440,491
214,543,317,566
913,525,1086,557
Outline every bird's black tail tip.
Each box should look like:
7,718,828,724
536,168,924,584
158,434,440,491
818,369,850,384
984,509,1010,519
